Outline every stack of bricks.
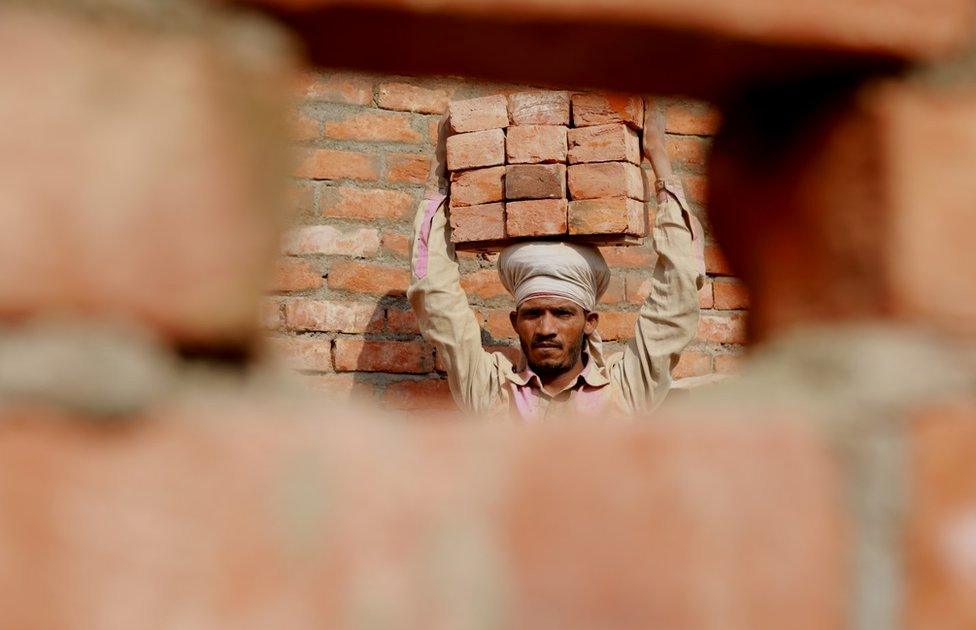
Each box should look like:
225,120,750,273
446,91,647,250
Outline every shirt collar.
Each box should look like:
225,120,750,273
505,352,610,391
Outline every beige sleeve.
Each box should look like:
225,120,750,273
406,197,504,414
610,184,705,412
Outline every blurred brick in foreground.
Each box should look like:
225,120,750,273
0,4,295,349
0,404,845,629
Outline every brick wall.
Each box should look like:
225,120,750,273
263,71,748,411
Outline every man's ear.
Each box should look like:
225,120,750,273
509,310,518,332
584,311,599,335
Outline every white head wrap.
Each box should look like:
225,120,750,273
497,241,610,312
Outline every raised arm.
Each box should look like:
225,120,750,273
406,117,503,413
611,100,706,412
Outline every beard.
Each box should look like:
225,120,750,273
524,332,586,379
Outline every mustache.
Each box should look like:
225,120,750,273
531,338,562,348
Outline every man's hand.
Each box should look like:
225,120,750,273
425,114,450,197
642,98,675,191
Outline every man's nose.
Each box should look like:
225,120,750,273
537,312,558,335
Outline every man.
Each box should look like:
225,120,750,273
408,100,705,419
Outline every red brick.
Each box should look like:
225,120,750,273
505,164,566,200
449,202,506,243
448,95,509,133
568,198,645,236
266,335,333,372
682,173,708,205
446,129,505,170
697,313,748,344
568,123,640,165
599,245,657,268
294,148,379,181
568,162,644,200
907,404,976,630
283,299,383,333
704,244,734,276
713,279,750,310
483,308,516,339
381,231,411,259
714,353,746,373
269,258,322,292
666,136,710,169
382,378,458,412
666,101,721,135
699,280,714,309
281,226,380,257
460,269,509,299
508,90,570,126
333,339,434,373
288,110,319,142
386,307,419,334
600,276,626,304
295,71,373,105
376,82,448,114
258,297,283,330
385,152,431,184
506,125,567,164
327,261,410,296
673,350,712,378
449,166,506,207
506,199,568,237
596,311,639,341
571,92,643,128
323,111,421,143
320,186,416,220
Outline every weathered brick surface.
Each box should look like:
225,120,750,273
506,125,568,164
449,94,509,132
508,90,570,125
505,164,567,200
449,166,506,207
449,203,506,243
568,124,641,164
506,199,569,237
283,299,384,333
266,335,334,371
385,152,431,184
334,338,434,372
377,81,448,113
571,92,644,128
296,148,380,180
320,186,416,220
568,198,645,236
281,226,380,257
322,110,422,143
297,71,373,105
270,258,323,292
446,128,506,170
568,162,645,200
327,261,410,295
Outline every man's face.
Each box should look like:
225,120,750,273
510,296,599,377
